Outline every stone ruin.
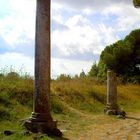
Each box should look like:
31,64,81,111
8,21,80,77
22,0,140,136
104,70,126,117
23,0,62,136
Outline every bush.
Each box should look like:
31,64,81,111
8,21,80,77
56,74,72,81
51,95,68,114
0,106,11,121
0,72,34,106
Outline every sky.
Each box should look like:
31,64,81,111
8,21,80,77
0,0,140,78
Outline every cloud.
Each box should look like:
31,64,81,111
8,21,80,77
53,0,132,13
51,19,69,31
0,0,36,48
51,13,122,62
51,58,93,78
0,35,11,53
0,52,34,75
13,39,34,58
102,3,140,32
52,14,103,60
0,0,11,17
99,23,120,45
51,45,100,62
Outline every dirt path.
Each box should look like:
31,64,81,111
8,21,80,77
83,113,140,140
63,112,140,140
58,103,140,140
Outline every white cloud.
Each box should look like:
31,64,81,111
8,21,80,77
0,0,36,47
53,0,132,13
52,14,102,57
99,23,120,45
83,9,93,15
52,13,123,59
51,58,93,78
0,52,34,75
102,3,140,32
51,2,64,25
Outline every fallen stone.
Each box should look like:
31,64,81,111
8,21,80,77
4,130,14,136
23,130,31,136
116,115,125,119
118,110,126,116
106,110,114,115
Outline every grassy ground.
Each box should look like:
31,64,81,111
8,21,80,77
0,73,140,139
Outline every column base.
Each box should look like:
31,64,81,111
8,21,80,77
104,104,125,116
23,112,62,137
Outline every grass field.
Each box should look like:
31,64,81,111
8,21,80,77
0,73,140,139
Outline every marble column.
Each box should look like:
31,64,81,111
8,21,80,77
24,0,62,136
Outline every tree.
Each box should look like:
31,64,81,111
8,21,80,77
79,70,86,78
97,60,107,80
57,74,71,81
88,63,98,77
99,29,140,83
6,72,19,79
133,0,140,8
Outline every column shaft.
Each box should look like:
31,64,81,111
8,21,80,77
34,0,51,115
107,70,117,108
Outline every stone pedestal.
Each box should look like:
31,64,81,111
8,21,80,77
24,113,62,136
24,113,61,136
24,0,62,136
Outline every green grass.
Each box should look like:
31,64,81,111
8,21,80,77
0,73,140,139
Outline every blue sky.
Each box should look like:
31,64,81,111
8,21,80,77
0,0,140,77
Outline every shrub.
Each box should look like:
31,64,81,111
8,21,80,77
0,106,11,121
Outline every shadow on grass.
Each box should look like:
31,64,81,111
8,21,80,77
50,136,69,140
0,131,70,140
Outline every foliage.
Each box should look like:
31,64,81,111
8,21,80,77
0,72,34,106
79,70,86,78
51,95,68,114
133,0,140,8
88,63,98,77
97,60,107,81
6,72,20,79
56,74,71,81
98,29,140,83
0,69,140,139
